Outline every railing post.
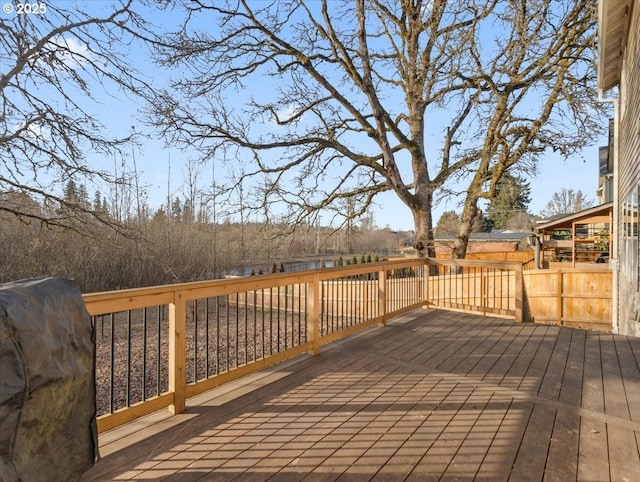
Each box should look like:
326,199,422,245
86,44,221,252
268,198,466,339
378,269,387,326
557,270,563,325
481,272,487,317
169,290,187,414
514,265,524,323
307,274,320,355
423,260,430,307
363,281,369,319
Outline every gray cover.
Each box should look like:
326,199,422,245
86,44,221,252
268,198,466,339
0,278,97,481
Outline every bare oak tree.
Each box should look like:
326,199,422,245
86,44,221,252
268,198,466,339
0,0,153,230
540,188,595,218
151,0,608,258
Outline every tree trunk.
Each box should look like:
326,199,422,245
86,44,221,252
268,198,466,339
411,203,435,259
452,195,479,260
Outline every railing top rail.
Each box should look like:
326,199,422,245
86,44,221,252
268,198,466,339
82,272,316,313
82,258,430,311
82,256,524,316
317,258,427,280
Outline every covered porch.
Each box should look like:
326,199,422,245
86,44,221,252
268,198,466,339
533,202,613,269
83,308,640,481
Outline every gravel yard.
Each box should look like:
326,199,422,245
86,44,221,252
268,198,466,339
94,302,308,416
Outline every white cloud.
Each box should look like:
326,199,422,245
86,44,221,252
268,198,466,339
273,104,302,124
10,119,44,138
45,35,93,69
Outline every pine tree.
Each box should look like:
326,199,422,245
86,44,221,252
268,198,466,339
484,174,531,230
63,179,78,204
435,210,461,236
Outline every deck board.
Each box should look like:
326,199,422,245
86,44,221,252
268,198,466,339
509,403,553,481
544,330,585,481
82,309,640,482
545,409,580,482
537,326,572,401
614,336,640,422
577,417,610,482
501,324,549,392
600,333,628,416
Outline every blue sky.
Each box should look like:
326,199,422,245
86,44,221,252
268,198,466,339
6,1,607,232
117,125,605,232
102,1,607,232
313,146,602,230
108,95,605,233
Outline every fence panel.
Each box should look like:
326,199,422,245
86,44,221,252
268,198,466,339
524,270,612,331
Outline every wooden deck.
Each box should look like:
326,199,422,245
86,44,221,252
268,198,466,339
82,309,640,481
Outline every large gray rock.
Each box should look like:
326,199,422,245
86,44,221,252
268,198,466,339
0,278,97,482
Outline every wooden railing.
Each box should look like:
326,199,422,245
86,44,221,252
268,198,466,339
83,258,523,433
426,258,524,320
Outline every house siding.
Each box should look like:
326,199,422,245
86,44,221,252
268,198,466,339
617,1,640,337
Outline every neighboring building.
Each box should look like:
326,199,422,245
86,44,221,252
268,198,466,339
534,202,613,269
598,0,640,336
434,230,532,257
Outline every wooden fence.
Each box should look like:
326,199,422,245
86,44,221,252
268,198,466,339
523,270,613,331
436,250,535,264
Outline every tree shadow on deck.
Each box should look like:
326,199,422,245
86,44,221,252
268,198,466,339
82,309,640,482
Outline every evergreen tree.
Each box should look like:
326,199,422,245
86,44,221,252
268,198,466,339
435,211,461,236
93,190,102,212
63,179,78,204
171,197,183,221
484,174,531,230
78,184,90,210
473,210,494,233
